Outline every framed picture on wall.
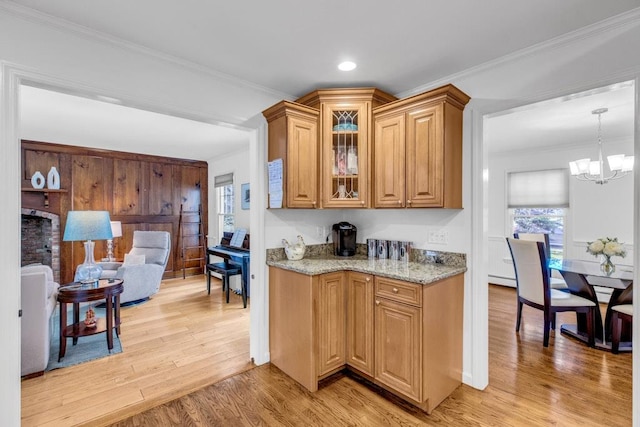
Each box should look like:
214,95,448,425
241,183,250,210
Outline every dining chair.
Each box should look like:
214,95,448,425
506,237,596,347
610,304,633,354
513,233,568,290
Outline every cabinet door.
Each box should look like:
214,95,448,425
406,104,444,207
322,102,369,208
316,272,346,376
287,115,318,208
374,113,405,208
375,297,422,401
346,272,374,376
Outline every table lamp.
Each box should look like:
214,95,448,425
63,211,113,283
106,221,122,262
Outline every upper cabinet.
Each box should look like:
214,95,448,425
296,88,396,208
263,101,320,208
263,84,469,209
373,85,470,208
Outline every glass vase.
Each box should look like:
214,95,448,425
600,255,615,276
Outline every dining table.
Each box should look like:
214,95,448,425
549,258,633,352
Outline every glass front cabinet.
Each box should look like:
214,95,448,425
296,88,397,208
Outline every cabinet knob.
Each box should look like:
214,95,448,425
397,200,401,204
375,300,380,305
365,277,370,282
312,201,316,206
361,201,365,206
407,199,412,204
392,287,399,293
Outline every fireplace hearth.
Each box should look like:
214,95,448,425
21,208,60,283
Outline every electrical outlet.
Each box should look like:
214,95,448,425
427,230,449,244
316,226,323,238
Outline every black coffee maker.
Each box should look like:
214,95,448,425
332,222,357,256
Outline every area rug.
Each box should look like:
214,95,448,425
46,305,122,371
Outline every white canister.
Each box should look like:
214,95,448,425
31,171,45,189
47,166,60,189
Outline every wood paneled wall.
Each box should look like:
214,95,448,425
21,140,208,284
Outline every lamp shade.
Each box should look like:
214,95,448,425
110,221,123,238
63,211,113,241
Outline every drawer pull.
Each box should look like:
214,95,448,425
392,287,399,293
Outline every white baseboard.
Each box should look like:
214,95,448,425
488,276,516,288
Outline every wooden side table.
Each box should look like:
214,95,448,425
57,279,124,361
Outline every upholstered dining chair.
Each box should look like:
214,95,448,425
506,238,596,347
513,233,568,290
610,304,633,354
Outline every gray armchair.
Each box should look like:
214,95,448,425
102,231,171,304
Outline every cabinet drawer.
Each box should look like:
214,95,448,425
375,277,422,307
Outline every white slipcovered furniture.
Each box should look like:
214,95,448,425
21,264,59,376
101,231,171,304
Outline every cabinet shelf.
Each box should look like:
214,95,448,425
22,188,68,193
332,174,359,179
21,188,68,208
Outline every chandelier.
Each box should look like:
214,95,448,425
569,108,634,184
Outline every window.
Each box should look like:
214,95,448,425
508,169,569,259
215,173,234,235
512,208,565,259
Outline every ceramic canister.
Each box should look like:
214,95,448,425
367,239,377,258
377,239,388,259
387,240,399,260
398,241,412,262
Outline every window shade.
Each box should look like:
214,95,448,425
214,172,234,188
508,169,569,208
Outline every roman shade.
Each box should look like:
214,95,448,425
214,173,234,188
508,169,569,208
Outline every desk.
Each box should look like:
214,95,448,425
550,259,633,351
57,279,124,361
207,245,250,297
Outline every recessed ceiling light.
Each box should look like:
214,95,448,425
338,61,357,71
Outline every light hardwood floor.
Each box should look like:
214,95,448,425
21,275,253,426
113,284,632,427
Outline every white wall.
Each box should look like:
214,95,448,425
208,148,252,243
488,138,634,283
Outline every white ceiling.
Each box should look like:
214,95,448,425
11,1,640,159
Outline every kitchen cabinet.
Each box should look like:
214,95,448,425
269,265,464,414
373,84,470,208
296,88,397,208
317,272,346,376
262,101,319,208
346,272,374,376
268,268,345,391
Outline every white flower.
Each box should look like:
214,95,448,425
604,241,625,257
586,237,626,258
587,240,604,254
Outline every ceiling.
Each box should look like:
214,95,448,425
11,1,640,159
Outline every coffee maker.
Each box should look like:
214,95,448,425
332,222,357,256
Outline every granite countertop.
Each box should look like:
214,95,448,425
266,254,466,285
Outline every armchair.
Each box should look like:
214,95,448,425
21,264,59,376
101,231,171,304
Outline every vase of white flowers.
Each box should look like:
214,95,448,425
586,237,626,276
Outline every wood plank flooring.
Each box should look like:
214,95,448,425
113,284,632,427
21,275,252,426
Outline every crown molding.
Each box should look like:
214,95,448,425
397,7,640,100
0,1,295,102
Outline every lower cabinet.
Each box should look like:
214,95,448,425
346,272,374,376
269,266,464,414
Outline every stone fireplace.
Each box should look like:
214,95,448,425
21,208,60,283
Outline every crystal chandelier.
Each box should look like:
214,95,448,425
569,108,634,185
